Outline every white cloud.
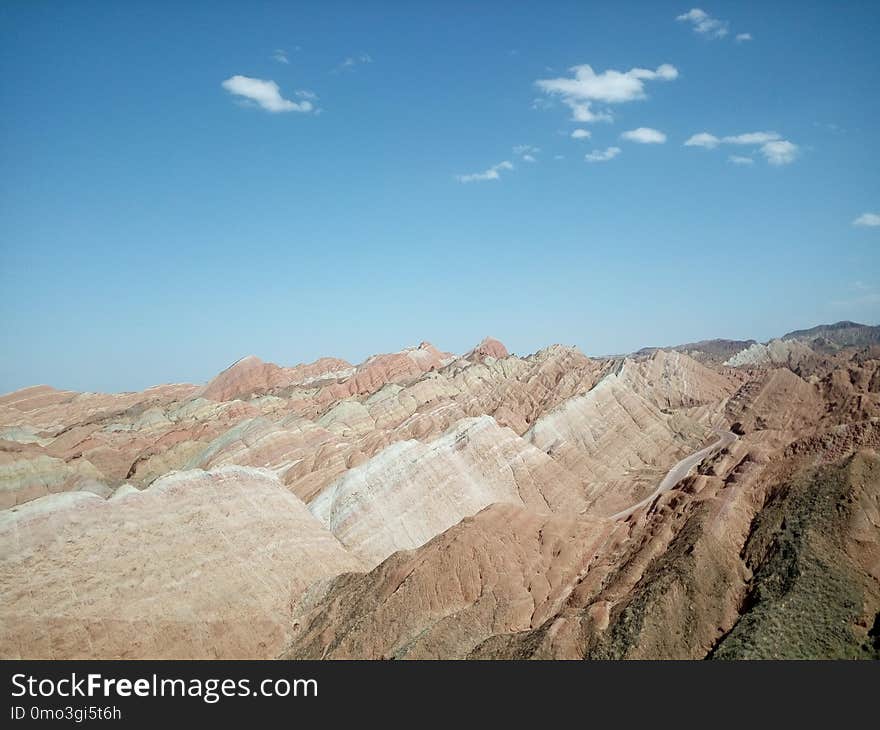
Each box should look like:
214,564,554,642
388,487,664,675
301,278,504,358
684,132,720,148
554,154,565,160
456,160,514,183
760,140,799,165
571,128,592,139
273,49,289,64
535,63,677,124
735,33,753,42
723,131,781,145
221,75,314,113
296,89,317,100
585,146,621,162
620,127,666,144
685,130,799,165
537,63,678,104
522,154,536,163
853,212,880,227
728,155,754,165
676,8,729,38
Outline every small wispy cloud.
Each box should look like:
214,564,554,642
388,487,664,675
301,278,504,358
535,63,678,125
531,97,554,111
830,281,880,310
620,127,666,144
296,90,317,100
585,146,621,163
571,129,592,139
676,8,730,38
735,33,753,43
456,160,514,183
273,49,289,64
760,140,799,165
513,144,540,163
221,75,314,113
728,155,754,165
684,132,720,149
723,131,781,145
684,130,799,165
335,54,373,72
814,121,844,135
567,102,613,124
853,212,880,227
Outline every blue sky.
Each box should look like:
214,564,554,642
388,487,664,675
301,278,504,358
1,0,878,393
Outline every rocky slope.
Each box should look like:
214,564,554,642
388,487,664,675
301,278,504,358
309,415,590,567
724,338,818,369
636,338,757,365
712,451,880,659
0,467,362,659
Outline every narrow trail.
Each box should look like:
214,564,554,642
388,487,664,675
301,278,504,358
611,429,738,521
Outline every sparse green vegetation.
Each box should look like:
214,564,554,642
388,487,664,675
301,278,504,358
712,454,880,659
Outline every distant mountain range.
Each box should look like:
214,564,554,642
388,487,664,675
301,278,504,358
636,320,879,364
782,320,880,348
2,321,879,660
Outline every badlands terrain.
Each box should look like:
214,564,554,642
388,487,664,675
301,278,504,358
1,321,879,660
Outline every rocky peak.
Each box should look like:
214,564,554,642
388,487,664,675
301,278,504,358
466,337,509,361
